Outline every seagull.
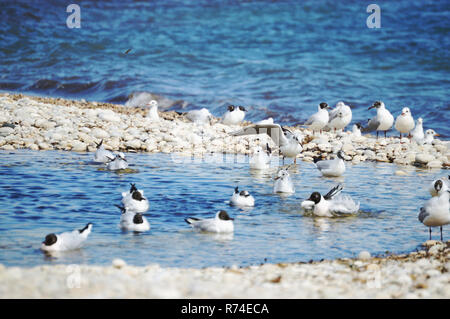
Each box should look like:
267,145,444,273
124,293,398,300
249,143,271,170
230,186,255,207
146,100,160,121
186,108,213,125
304,102,330,134
428,177,450,197
273,168,295,193
115,205,150,232
185,210,234,233
93,139,114,163
222,105,246,125
106,152,128,170
362,101,394,138
351,123,363,137
418,182,450,241
121,183,149,213
301,184,360,217
231,124,303,163
41,223,92,252
314,150,346,177
411,117,424,144
422,129,439,145
394,107,415,139
326,101,352,132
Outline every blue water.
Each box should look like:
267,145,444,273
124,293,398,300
0,0,449,136
0,150,447,268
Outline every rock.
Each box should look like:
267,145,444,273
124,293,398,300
427,160,442,168
415,153,435,164
423,240,439,247
97,110,121,122
0,127,14,137
91,128,110,139
0,144,15,150
71,141,87,152
395,170,408,176
112,258,127,269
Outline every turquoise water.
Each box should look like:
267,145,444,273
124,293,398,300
0,150,446,268
0,0,449,136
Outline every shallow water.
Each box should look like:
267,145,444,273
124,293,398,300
0,1,449,137
0,149,447,268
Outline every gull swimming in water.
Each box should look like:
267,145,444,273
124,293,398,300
249,143,271,170
106,152,128,170
326,101,352,132
314,150,346,177
186,108,213,125
418,180,450,241
146,100,160,121
222,105,246,125
121,183,149,213
301,184,360,217
230,186,255,207
304,102,330,134
185,210,234,233
394,107,415,139
231,124,303,163
41,223,92,252
93,139,114,163
362,101,394,138
411,117,424,144
115,205,150,232
273,168,295,194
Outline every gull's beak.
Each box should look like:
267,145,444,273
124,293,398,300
229,217,234,220
368,105,375,110
401,112,405,116
274,176,280,180
434,133,440,136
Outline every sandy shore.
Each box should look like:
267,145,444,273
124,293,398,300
0,241,448,298
0,93,448,169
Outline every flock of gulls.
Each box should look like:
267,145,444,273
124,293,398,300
40,100,449,253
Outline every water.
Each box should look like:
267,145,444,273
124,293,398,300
0,149,446,268
0,1,449,136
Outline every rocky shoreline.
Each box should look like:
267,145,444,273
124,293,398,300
0,93,448,169
0,241,448,298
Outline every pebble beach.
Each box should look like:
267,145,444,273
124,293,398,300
0,93,449,169
1,241,448,298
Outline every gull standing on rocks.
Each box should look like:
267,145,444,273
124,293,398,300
326,101,352,132
231,124,302,163
314,150,346,177
222,105,246,125
185,210,234,233
362,101,394,138
146,100,160,121
115,205,150,232
304,102,330,134
422,129,439,145
249,143,271,170
418,180,450,241
352,123,363,137
121,183,149,213
93,140,114,163
301,185,360,217
411,117,424,144
273,168,295,194
230,186,255,207
106,152,128,170
394,107,415,139
41,223,92,252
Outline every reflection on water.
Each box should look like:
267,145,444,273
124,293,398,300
0,149,447,268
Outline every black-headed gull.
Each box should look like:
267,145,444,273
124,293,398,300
428,177,449,197
106,152,128,170
93,140,114,163
301,184,360,217
146,100,160,121
116,205,150,232
422,129,439,145
230,186,255,207
362,101,394,138
121,183,149,213
314,150,346,177
394,107,415,139
41,223,92,252
326,101,352,132
249,143,271,170
185,210,234,233
304,102,330,134
419,180,450,241
273,168,295,193
411,117,424,144
222,105,246,125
